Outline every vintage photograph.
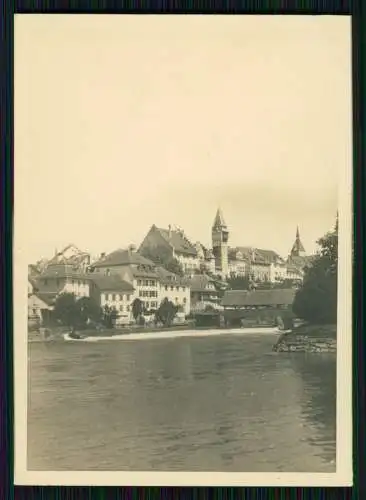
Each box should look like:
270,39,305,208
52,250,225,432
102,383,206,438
14,15,352,486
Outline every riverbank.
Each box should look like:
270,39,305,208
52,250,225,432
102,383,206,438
273,324,337,353
64,326,281,342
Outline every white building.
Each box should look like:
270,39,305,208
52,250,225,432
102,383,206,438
35,263,92,299
90,274,135,324
90,248,160,313
155,266,191,316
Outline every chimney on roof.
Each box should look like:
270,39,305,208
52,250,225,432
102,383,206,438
100,252,106,259
128,244,136,255
168,225,172,238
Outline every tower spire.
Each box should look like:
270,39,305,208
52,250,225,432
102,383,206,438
212,207,227,229
211,207,229,278
291,226,306,257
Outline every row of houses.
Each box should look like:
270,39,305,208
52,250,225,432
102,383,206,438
28,248,228,326
138,210,313,282
28,209,314,327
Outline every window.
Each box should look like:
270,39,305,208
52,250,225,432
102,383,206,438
170,286,174,291
127,305,130,312
72,280,75,285
104,293,108,301
183,298,187,304
182,287,185,292
165,286,168,291
33,308,37,315
126,294,130,301
144,280,149,286
139,291,143,297
137,280,142,286
176,286,179,291
108,294,112,301
120,305,124,312
145,301,149,308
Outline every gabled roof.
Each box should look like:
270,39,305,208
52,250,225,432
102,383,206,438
195,242,214,259
212,208,227,229
93,249,156,268
154,226,197,256
230,247,284,265
222,288,296,307
155,266,190,286
188,274,219,293
47,244,90,266
38,264,93,280
90,274,134,292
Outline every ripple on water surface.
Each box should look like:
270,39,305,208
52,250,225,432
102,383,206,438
28,333,336,472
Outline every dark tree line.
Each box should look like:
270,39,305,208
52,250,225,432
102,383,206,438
292,216,338,325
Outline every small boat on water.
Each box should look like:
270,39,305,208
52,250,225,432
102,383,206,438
65,330,87,340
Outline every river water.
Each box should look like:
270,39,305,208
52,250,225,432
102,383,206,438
27,330,336,472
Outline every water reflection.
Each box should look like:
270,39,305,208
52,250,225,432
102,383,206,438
288,352,336,464
28,333,336,472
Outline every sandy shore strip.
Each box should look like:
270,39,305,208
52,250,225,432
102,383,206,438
63,327,282,342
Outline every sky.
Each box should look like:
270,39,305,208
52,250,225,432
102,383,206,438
14,15,352,263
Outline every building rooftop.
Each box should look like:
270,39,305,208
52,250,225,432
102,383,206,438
212,207,227,229
90,274,135,292
229,246,285,265
188,274,218,293
93,249,156,268
154,225,198,256
222,288,296,307
155,266,190,286
38,264,93,280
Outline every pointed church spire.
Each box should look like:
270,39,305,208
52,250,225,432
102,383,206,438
291,226,306,257
212,207,227,229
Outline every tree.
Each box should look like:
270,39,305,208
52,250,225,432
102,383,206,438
155,298,178,327
131,298,144,323
227,275,250,290
292,218,338,325
78,296,102,326
53,293,103,330
102,305,118,328
140,245,184,277
53,293,80,329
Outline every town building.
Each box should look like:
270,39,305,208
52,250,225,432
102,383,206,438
286,227,314,280
139,224,201,274
89,274,135,325
47,244,92,272
28,277,53,325
188,274,221,312
90,248,160,313
212,208,229,278
34,263,92,303
155,266,191,316
221,288,296,327
194,242,216,274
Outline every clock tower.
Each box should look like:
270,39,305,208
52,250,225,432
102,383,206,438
212,208,229,278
